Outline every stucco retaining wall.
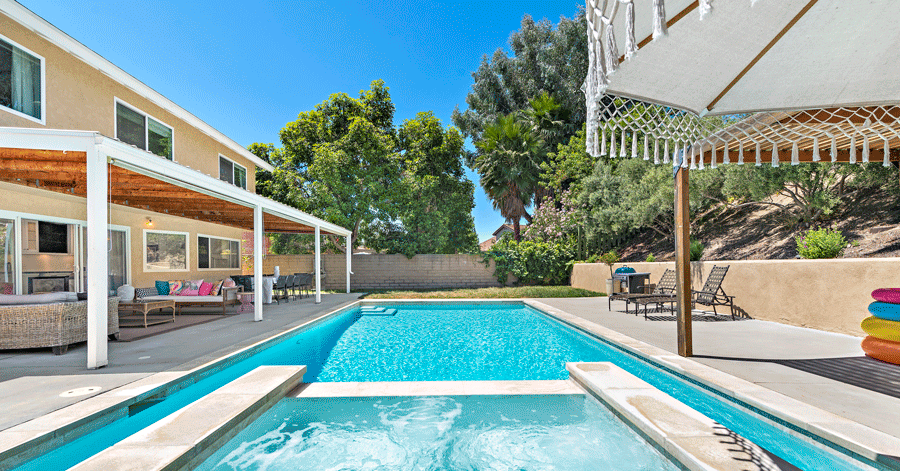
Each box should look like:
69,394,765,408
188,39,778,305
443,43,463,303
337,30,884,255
571,259,899,336
263,254,507,290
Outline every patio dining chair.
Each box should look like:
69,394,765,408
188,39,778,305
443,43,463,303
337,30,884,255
272,275,289,304
286,274,298,301
692,265,735,320
296,273,313,299
609,269,676,312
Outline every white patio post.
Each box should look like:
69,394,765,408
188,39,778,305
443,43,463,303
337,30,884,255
345,234,351,293
253,205,264,321
86,146,108,369
315,225,321,304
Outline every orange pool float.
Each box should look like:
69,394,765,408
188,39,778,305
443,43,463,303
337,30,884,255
861,336,900,365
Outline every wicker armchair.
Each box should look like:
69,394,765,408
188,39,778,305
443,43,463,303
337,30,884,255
0,296,119,355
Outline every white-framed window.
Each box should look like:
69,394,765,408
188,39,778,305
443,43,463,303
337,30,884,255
0,33,45,124
219,155,247,189
115,98,174,160
143,230,188,272
197,234,240,270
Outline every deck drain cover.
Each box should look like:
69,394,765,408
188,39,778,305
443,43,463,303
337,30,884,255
60,387,102,397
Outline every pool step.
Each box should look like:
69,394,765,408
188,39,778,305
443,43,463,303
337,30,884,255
69,365,306,471
360,307,397,316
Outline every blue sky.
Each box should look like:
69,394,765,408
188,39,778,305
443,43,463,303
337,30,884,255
21,0,580,242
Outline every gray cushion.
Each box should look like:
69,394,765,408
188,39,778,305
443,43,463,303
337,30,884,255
0,292,78,305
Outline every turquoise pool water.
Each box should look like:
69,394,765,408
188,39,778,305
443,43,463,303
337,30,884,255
195,395,681,471
13,303,887,471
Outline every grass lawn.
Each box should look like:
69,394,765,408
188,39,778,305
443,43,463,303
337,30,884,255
358,286,605,299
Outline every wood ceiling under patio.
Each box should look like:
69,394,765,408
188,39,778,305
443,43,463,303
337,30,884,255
0,147,321,234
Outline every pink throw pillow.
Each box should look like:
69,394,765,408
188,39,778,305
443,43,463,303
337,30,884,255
223,278,236,288
198,282,213,296
179,289,200,296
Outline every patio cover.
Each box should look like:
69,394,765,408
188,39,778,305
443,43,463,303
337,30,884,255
587,0,900,116
0,127,352,369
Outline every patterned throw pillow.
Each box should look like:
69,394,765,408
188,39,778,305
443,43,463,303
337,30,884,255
210,280,224,296
185,279,204,291
135,287,157,299
198,282,213,296
223,278,236,288
155,280,170,296
0,283,13,295
168,280,184,295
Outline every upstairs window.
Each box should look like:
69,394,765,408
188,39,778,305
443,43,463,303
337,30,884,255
115,100,173,159
219,156,247,189
0,35,43,122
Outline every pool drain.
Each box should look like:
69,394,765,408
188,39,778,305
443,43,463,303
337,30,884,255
59,386,102,397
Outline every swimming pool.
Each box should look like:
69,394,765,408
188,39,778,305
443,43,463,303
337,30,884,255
12,302,890,471
194,395,681,471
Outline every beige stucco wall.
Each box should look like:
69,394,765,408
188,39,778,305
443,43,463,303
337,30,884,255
571,259,900,336
263,254,508,290
0,12,256,190
0,182,244,290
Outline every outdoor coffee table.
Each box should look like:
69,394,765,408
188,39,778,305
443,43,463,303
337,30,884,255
118,300,176,328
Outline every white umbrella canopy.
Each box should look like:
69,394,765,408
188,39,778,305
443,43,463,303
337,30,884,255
591,0,900,116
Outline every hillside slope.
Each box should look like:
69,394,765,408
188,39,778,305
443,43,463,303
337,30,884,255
617,188,900,262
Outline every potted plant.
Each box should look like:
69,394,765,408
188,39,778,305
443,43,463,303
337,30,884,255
599,250,621,294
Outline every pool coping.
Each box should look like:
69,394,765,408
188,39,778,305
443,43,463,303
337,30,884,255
524,299,900,471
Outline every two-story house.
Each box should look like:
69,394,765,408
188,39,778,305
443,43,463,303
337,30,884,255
0,0,351,368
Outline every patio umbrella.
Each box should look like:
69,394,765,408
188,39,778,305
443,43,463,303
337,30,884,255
585,0,900,116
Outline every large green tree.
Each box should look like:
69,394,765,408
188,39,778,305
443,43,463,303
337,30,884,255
365,112,479,255
452,12,587,144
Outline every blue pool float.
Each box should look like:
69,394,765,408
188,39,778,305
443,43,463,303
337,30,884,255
867,301,900,322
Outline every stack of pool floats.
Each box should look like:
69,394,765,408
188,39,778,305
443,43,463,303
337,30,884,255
862,288,900,365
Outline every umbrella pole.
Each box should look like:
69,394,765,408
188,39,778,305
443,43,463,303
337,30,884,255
675,166,693,357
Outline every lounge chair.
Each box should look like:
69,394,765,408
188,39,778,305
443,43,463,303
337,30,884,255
692,265,735,320
608,269,676,311
630,265,734,320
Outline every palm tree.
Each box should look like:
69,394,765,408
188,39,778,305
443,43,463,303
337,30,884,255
524,92,573,207
474,113,543,240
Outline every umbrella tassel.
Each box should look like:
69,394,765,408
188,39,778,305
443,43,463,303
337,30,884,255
695,147,702,170
849,136,856,164
610,130,617,157
620,130,627,157
682,144,689,168
791,142,799,165
830,136,838,162
625,1,637,60
600,128,607,156
884,138,891,167
772,143,779,167
812,137,820,162
723,143,730,164
664,139,670,164
604,20,619,74
652,0,667,40
738,141,744,165
862,135,870,163
699,0,712,20
654,139,660,165
710,144,717,169
643,134,649,160
631,131,638,158
755,142,761,166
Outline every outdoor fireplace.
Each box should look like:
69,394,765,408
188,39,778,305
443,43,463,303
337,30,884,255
28,275,70,294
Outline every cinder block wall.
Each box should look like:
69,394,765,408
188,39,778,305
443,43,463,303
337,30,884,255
572,259,900,336
263,254,507,290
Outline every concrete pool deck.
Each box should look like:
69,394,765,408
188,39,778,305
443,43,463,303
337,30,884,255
0,293,898,464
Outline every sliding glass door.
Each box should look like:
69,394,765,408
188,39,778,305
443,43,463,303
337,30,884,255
0,219,15,294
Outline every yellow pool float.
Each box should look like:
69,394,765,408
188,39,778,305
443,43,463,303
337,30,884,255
860,316,900,342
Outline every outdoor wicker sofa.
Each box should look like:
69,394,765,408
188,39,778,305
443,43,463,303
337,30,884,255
0,295,120,355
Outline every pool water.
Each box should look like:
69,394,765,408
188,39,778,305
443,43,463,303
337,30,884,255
13,303,885,471
195,395,680,471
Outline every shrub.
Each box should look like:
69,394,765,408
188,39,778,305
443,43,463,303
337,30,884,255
599,250,620,278
645,253,656,262
486,238,575,285
796,228,847,259
689,239,704,261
